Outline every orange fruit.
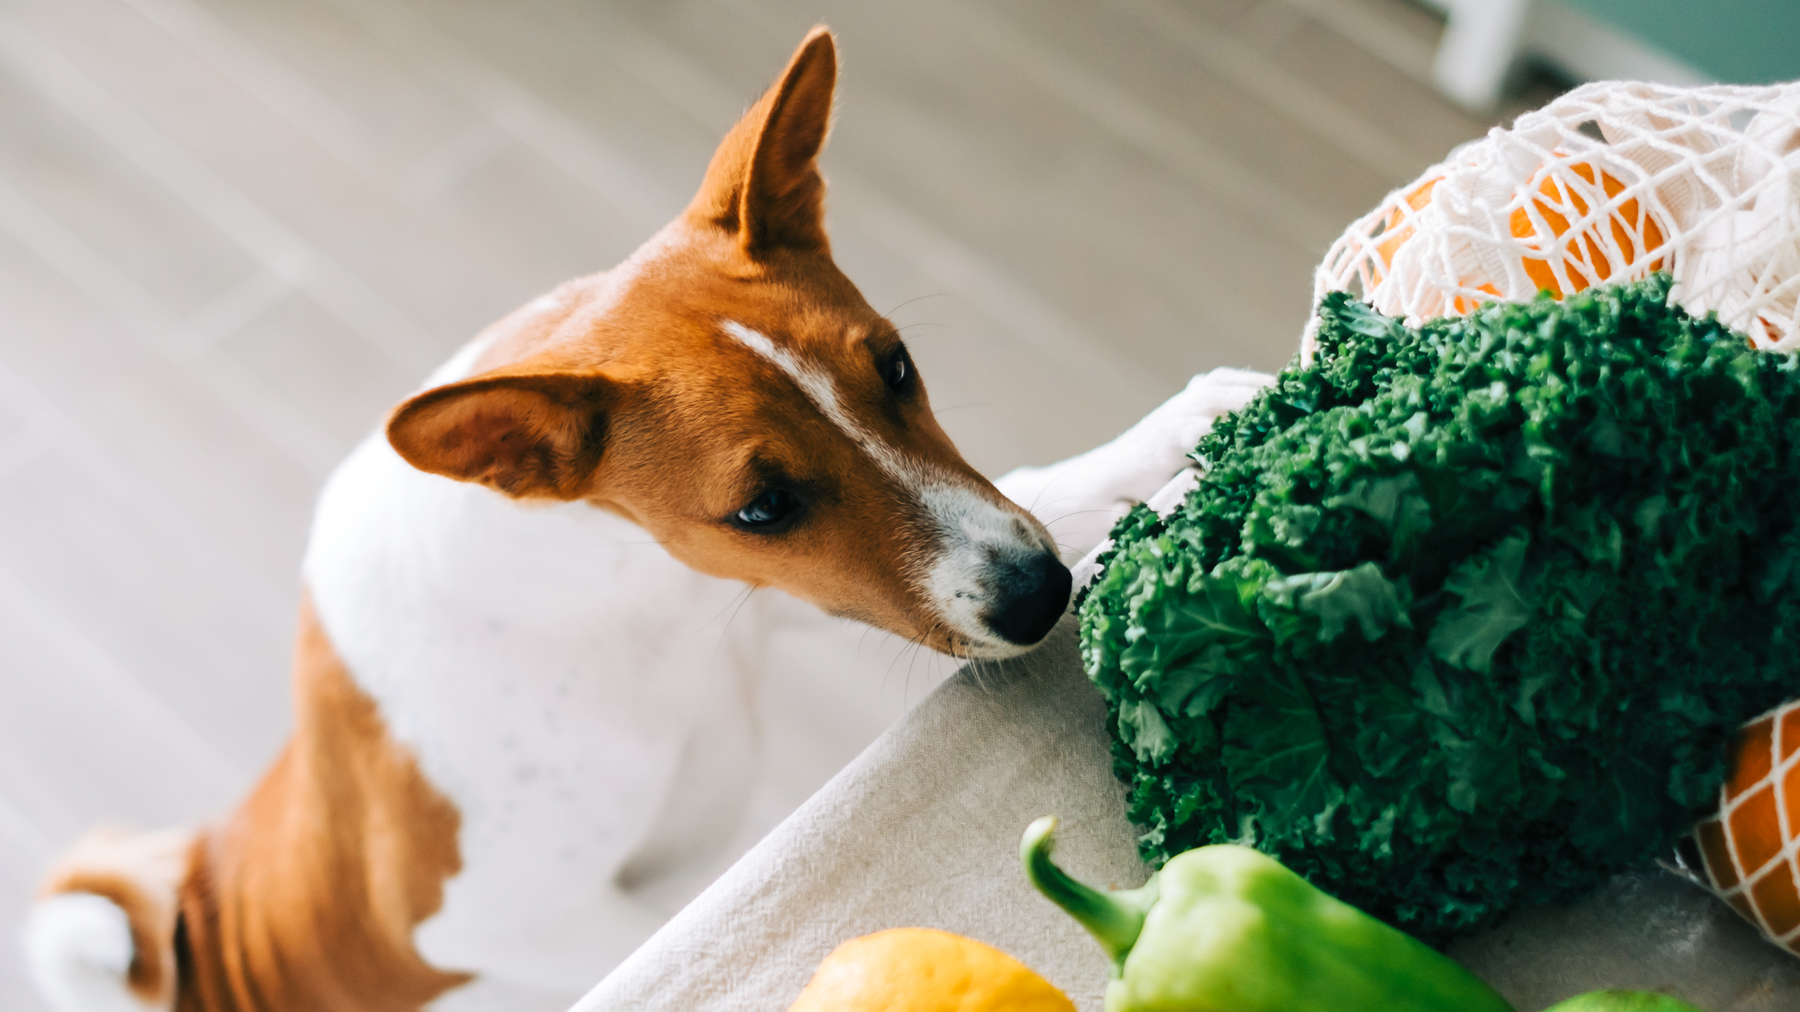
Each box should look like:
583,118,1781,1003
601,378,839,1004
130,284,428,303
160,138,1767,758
1369,162,1667,312
1509,161,1666,298
1374,176,1441,276
1691,700,1800,952
1371,176,1498,314
787,928,1077,1012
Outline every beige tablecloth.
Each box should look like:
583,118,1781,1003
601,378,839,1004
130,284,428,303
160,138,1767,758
572,618,1800,1012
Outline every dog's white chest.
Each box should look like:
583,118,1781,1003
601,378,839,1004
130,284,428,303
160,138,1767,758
304,434,762,991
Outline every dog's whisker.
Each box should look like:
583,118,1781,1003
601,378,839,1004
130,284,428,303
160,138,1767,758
1042,507,1137,522
880,293,949,319
930,402,985,416
879,626,917,696
702,582,759,633
894,321,947,337
887,624,935,708
902,632,926,705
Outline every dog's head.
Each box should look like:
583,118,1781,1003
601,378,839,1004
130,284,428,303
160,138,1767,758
386,28,1069,658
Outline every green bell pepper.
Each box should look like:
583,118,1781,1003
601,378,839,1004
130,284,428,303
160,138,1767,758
1021,815,1514,1012
1020,816,1711,1012
1539,993,1705,1012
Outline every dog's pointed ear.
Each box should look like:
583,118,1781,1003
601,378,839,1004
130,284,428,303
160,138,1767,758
687,26,836,254
386,371,618,499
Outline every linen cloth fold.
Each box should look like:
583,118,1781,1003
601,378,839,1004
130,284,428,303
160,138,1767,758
572,618,1800,1012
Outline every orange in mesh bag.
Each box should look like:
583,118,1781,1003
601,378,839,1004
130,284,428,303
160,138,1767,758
1688,704,1800,953
1311,80,1800,361
1372,178,1497,314
1510,161,1666,297
1372,160,1667,310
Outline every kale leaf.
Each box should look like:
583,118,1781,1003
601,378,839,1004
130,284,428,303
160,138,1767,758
1079,276,1800,943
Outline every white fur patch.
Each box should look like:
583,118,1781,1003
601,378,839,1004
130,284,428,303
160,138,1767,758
24,894,166,1012
306,343,763,991
1146,468,1202,518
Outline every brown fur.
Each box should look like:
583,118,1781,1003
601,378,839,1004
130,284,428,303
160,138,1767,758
171,590,468,1012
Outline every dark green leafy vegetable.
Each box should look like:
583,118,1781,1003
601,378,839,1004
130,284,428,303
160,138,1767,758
1079,276,1800,944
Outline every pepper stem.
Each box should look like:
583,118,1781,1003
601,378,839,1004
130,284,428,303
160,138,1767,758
1020,816,1158,970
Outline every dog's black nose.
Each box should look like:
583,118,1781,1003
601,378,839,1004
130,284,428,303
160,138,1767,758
982,550,1073,646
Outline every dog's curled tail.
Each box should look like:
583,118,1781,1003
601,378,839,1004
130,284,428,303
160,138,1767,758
23,827,192,1012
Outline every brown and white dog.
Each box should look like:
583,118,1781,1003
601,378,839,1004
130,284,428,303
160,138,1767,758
23,27,1270,1012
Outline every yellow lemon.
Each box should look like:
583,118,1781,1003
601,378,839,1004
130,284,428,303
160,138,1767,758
787,928,1077,1012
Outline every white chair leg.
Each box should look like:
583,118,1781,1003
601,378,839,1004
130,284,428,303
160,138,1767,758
1433,0,1533,111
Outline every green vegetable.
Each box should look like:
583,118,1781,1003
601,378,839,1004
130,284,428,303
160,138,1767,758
1020,815,1514,1012
1080,276,1800,942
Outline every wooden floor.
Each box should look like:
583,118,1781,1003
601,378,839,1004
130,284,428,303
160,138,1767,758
0,0,1498,1006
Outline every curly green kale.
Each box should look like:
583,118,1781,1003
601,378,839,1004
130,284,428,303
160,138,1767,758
1079,276,1800,944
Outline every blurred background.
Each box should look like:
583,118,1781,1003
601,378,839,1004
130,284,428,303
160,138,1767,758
0,0,1787,1006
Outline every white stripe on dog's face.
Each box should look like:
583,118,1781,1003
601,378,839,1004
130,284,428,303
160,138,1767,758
723,320,1059,656
721,320,918,485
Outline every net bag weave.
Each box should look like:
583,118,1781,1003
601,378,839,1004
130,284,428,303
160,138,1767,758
1306,80,1800,362
1691,702,1800,956
1305,78,1800,956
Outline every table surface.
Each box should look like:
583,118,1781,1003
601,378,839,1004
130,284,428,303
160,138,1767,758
579,620,1800,1012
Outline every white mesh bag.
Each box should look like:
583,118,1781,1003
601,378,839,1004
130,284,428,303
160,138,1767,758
1306,80,1800,361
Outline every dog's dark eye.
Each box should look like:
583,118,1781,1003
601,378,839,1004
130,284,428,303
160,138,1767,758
735,489,798,529
881,345,915,394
